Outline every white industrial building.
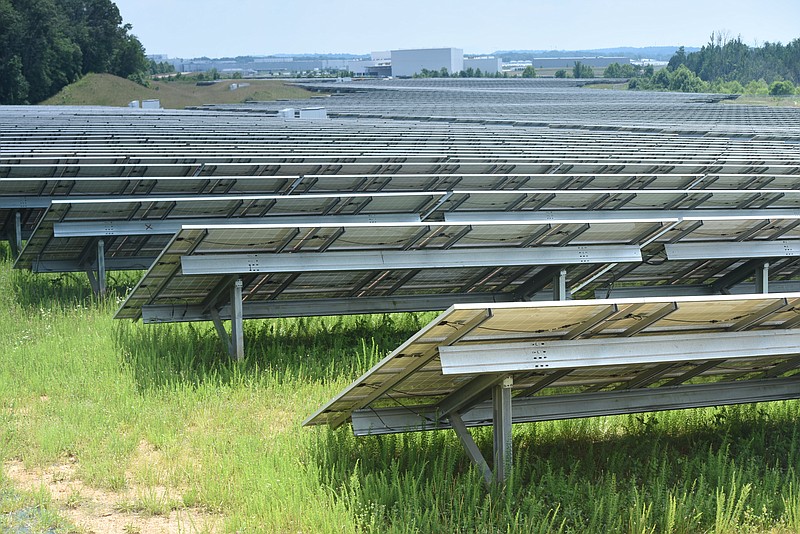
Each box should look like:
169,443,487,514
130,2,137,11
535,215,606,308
390,48,464,77
531,57,632,69
463,57,502,75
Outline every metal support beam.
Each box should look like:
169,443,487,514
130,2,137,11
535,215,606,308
755,262,769,294
350,378,800,435
438,375,505,417
230,279,244,361
443,209,800,225
712,259,773,294
96,239,106,296
209,308,232,355
553,268,568,301
11,211,22,258
438,329,800,376
180,245,643,275
665,240,800,261
85,269,99,294
492,376,513,484
52,214,423,237
620,302,678,337
141,292,517,323
27,256,158,274
595,280,800,299
512,265,564,301
449,412,493,487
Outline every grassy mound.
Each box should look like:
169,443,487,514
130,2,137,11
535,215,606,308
41,73,318,109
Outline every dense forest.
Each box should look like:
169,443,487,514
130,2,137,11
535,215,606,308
0,0,148,104
620,33,800,94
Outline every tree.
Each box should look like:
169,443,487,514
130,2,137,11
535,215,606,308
667,35,800,86
667,46,687,71
0,0,148,104
0,0,29,103
521,65,536,78
61,0,123,74
573,61,594,78
111,26,148,78
603,62,640,78
769,79,795,95
554,69,567,78
668,65,707,92
744,79,769,95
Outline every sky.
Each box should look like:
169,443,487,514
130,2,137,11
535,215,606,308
113,0,800,58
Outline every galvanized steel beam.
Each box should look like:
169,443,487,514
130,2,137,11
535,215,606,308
438,329,800,376
180,245,643,275
350,378,800,435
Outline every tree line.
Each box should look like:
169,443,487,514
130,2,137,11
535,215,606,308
413,67,510,78
0,0,148,104
607,33,800,95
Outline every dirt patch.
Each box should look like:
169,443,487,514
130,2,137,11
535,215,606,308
4,458,222,533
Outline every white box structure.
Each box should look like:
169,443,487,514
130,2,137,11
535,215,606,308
142,99,161,109
464,57,502,74
298,107,327,120
391,48,464,77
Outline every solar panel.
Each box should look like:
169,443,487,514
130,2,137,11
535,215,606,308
304,293,800,483
114,207,800,323
15,193,436,273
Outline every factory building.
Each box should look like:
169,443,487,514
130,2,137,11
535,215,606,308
531,57,632,69
390,48,464,77
463,57,502,75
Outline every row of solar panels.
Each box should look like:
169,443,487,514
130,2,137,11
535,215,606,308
7,185,800,319
195,79,800,139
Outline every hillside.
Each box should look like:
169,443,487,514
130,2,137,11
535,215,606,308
41,73,318,109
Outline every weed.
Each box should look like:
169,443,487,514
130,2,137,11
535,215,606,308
65,489,82,509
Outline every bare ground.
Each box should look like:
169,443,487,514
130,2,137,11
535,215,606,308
4,452,223,534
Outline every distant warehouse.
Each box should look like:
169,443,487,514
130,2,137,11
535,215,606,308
391,48,464,77
464,56,502,75
532,57,632,69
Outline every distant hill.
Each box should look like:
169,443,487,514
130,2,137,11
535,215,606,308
494,47,701,61
41,73,316,109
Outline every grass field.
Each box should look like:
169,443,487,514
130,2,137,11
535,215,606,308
724,95,800,108
40,73,319,109
2,241,800,533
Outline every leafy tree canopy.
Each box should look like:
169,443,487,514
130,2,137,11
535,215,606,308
0,0,147,104
670,32,800,85
573,61,594,79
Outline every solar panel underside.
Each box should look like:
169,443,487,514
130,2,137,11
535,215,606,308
304,293,800,428
116,213,800,321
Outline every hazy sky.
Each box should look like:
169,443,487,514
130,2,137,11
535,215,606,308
114,0,800,58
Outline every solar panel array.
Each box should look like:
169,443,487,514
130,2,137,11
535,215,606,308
4,79,800,482
198,78,800,139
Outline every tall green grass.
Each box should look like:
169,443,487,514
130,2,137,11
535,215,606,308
2,242,800,532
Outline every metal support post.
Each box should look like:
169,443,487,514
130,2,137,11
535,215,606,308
553,268,568,301
492,375,513,484
12,211,23,258
230,278,244,361
96,239,106,296
755,261,769,294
